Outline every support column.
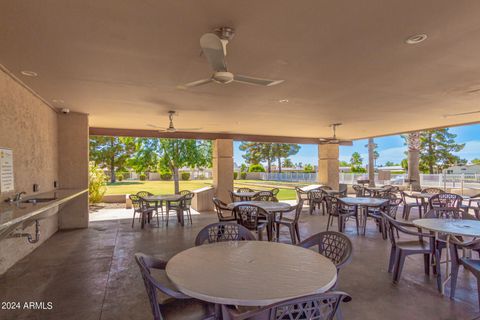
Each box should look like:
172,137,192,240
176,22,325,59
57,112,89,229
407,132,421,191
368,138,376,187
317,144,339,189
213,139,234,203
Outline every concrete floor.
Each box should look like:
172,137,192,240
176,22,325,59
1,206,479,320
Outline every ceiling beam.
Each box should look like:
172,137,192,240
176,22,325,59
89,127,322,144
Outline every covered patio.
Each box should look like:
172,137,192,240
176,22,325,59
2,1,480,319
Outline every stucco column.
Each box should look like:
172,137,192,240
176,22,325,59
317,144,339,189
213,139,234,203
57,112,89,229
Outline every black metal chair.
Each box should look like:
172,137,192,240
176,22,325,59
298,231,353,274
274,200,303,244
221,291,351,320
129,194,155,228
167,192,195,226
233,204,268,241
212,197,236,222
352,184,364,197
308,189,324,215
195,222,256,245
324,196,359,234
134,253,214,320
400,191,424,220
428,193,463,210
382,212,437,284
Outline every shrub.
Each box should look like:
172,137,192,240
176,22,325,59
181,172,190,181
303,164,315,173
88,162,107,204
198,174,206,180
139,174,146,181
233,172,238,179
248,164,266,172
160,172,172,180
240,172,247,179
116,174,123,182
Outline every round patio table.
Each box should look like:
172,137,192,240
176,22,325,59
165,241,337,306
339,197,389,235
413,218,480,295
231,191,257,201
227,201,292,241
143,194,185,226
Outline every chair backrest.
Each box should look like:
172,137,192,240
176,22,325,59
212,197,231,221
248,291,351,320
179,189,191,196
289,200,304,223
229,190,237,202
237,187,254,193
428,193,462,209
383,197,402,219
271,188,280,196
322,185,333,191
233,204,265,230
421,187,445,194
195,222,256,245
129,194,142,211
324,195,340,216
352,185,364,197
298,231,353,271
134,253,188,320
253,190,274,201
308,188,324,200
295,186,308,201
381,212,432,247
178,192,194,207
424,207,464,219
137,191,153,198
338,184,348,196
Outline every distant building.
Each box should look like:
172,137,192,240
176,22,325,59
444,164,480,174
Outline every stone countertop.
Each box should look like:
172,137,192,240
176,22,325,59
0,189,88,233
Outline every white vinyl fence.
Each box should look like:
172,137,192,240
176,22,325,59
256,172,480,189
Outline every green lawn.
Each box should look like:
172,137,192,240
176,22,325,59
105,180,299,200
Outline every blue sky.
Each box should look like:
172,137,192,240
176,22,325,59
234,123,480,166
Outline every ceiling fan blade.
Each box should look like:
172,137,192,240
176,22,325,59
200,33,227,72
146,123,167,130
233,74,284,87
178,78,212,89
443,110,480,118
176,127,203,131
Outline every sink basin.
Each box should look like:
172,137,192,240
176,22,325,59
21,197,57,204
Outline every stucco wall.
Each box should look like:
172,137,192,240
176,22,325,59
0,68,59,274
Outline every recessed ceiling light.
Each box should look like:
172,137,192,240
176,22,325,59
278,99,289,103
52,99,65,104
405,34,428,44
20,70,38,77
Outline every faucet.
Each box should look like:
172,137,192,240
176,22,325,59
12,191,26,202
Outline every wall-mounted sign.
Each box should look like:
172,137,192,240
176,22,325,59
0,148,14,193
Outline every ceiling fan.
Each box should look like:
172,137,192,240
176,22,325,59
179,27,284,89
147,111,202,132
318,123,353,146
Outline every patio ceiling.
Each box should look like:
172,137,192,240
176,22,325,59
1,1,480,140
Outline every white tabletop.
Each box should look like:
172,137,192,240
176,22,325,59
300,184,323,192
413,218,480,237
227,201,292,212
339,197,388,207
143,194,183,202
166,241,337,306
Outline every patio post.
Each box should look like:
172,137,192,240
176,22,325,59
317,144,339,189
212,139,234,203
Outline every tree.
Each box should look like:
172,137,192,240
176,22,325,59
303,164,315,173
127,138,161,173
158,139,212,194
472,159,480,165
239,142,279,173
350,152,366,173
339,160,350,167
273,144,301,173
384,161,399,167
402,129,465,174
282,158,294,168
89,136,136,183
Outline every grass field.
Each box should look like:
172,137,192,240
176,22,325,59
105,180,301,200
